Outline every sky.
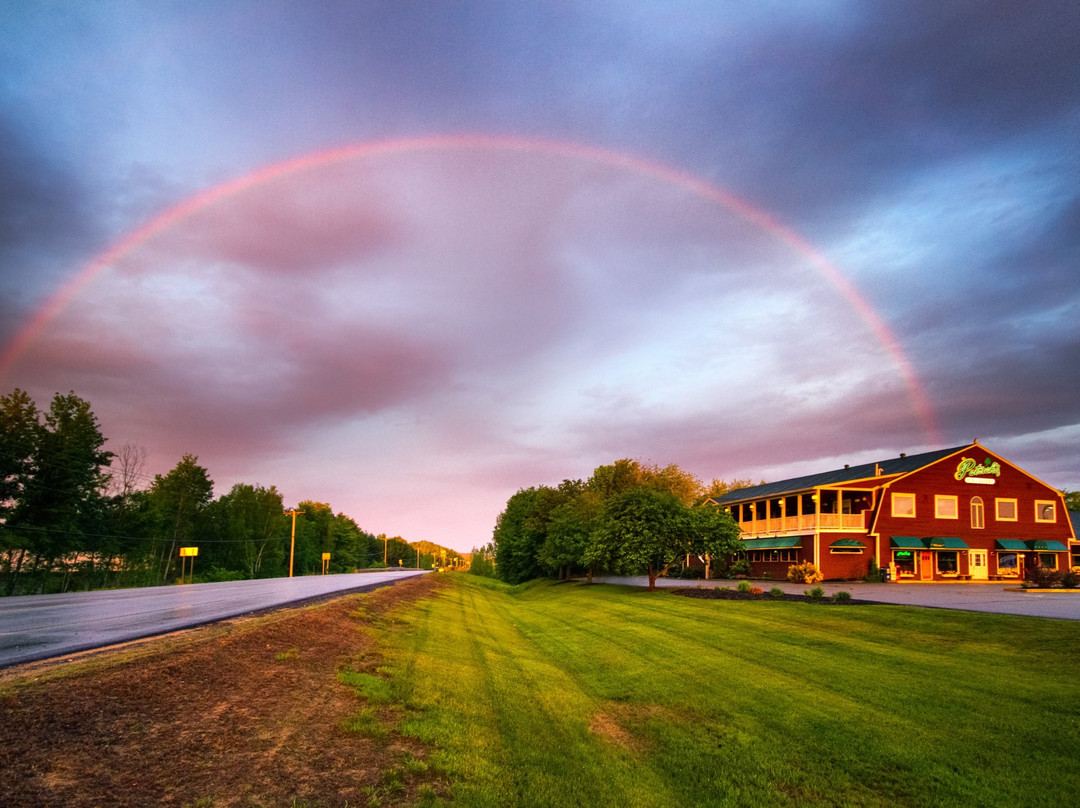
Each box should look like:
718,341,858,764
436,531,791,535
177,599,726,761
1,1,1078,552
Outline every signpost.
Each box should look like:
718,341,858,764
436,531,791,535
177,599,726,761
178,546,198,584
321,552,330,575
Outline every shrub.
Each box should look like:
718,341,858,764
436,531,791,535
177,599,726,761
805,586,825,601
787,561,824,584
729,558,752,578
865,557,882,583
1061,571,1079,589
769,587,785,599
737,580,752,593
833,591,852,604
749,586,764,595
675,565,704,579
195,566,247,584
1024,564,1063,589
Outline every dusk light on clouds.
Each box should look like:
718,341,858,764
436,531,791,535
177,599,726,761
1,2,1077,551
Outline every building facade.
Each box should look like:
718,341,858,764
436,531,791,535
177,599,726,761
708,444,1077,582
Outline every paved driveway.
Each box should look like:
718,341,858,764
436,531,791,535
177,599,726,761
591,576,1080,620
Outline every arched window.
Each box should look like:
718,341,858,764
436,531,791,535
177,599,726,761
970,496,984,529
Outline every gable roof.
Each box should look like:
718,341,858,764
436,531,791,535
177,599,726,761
711,445,970,505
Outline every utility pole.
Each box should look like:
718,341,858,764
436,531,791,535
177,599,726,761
285,509,305,577
383,534,388,566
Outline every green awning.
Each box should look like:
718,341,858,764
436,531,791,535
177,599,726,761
995,539,1028,551
1026,540,1069,552
890,536,924,549
740,537,802,550
925,536,970,550
830,539,867,549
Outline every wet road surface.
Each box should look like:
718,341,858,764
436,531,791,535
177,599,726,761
0,570,427,668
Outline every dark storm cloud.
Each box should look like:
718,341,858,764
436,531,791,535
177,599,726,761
2,2,1078,547
0,117,97,289
651,1,1080,227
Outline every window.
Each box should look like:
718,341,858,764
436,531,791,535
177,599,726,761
747,549,798,563
997,552,1019,574
970,497,984,529
995,499,1017,521
1072,551,1080,570
936,551,959,574
892,493,916,517
1035,501,1056,523
893,550,916,575
830,546,863,554
935,495,958,519
1038,553,1058,570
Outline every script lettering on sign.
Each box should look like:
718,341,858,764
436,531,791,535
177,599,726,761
955,457,1001,482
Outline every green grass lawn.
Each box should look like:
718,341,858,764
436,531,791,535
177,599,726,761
357,575,1080,808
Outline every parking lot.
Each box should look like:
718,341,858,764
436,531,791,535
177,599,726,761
592,576,1080,620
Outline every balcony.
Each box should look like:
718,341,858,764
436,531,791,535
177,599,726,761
735,512,868,537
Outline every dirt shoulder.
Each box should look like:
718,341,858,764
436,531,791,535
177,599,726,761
0,573,448,808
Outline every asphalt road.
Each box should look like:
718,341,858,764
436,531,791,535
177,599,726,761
593,576,1080,620
0,569,427,668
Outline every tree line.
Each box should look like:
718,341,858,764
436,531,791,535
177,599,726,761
480,458,747,589
0,389,461,596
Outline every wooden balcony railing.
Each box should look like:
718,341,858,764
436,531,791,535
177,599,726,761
735,512,866,536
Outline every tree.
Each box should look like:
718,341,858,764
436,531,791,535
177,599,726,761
214,483,286,577
1,389,42,593
0,388,41,523
537,490,597,581
492,487,547,583
587,488,689,590
148,455,213,582
586,488,741,590
702,477,760,500
1063,490,1080,513
686,501,742,579
1,391,113,593
468,543,496,576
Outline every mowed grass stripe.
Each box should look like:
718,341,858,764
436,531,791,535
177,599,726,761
377,576,1080,807
539,586,1080,803
499,586,937,804
391,577,676,807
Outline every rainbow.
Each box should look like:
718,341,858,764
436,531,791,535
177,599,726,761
0,134,941,443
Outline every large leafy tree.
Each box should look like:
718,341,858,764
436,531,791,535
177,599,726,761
1,391,113,593
492,487,546,584
213,483,286,577
1,389,43,592
586,488,741,590
148,454,213,582
537,485,599,581
587,488,689,590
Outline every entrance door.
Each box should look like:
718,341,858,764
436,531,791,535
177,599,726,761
969,550,988,580
920,551,934,581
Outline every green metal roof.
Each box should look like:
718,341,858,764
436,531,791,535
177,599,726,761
830,539,867,548
890,536,924,549
925,536,969,550
740,537,803,550
1026,540,1069,552
994,539,1028,551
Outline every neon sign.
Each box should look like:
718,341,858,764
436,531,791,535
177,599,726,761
955,457,1001,483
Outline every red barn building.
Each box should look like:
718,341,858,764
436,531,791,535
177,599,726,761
708,443,1077,582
